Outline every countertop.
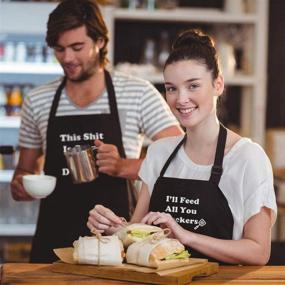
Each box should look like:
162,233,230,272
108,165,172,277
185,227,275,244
1,263,285,284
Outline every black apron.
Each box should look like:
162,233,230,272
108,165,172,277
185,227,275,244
30,70,130,263
149,124,233,263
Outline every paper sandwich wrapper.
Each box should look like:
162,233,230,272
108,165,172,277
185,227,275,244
54,247,76,264
53,246,208,275
53,237,209,274
54,235,123,266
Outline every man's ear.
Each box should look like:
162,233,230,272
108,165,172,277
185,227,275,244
214,75,225,97
96,37,105,49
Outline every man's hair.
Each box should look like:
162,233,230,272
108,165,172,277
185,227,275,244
46,0,109,66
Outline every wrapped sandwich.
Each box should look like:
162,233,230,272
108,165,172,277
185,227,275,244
73,235,124,266
126,238,190,268
115,223,163,248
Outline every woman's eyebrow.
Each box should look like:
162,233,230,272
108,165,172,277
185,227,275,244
165,78,201,85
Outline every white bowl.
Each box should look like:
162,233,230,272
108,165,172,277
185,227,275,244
23,175,56,199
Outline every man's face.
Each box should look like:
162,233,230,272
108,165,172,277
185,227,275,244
54,25,104,82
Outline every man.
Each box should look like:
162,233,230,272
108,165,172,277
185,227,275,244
10,0,182,263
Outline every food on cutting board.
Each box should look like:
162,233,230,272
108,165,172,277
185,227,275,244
114,223,163,247
126,237,190,268
73,235,124,265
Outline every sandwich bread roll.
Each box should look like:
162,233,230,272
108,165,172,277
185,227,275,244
126,238,190,268
115,223,163,248
73,235,124,265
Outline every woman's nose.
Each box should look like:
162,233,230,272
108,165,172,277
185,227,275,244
177,90,190,104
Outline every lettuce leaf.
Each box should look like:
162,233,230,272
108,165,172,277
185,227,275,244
128,230,154,238
163,250,190,260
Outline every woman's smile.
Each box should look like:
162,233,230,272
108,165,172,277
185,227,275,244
177,106,197,115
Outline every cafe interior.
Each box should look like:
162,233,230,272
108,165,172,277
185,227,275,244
0,0,285,282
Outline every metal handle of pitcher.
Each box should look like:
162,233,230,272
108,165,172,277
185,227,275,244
91,145,98,160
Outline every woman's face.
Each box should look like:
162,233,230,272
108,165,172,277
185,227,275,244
164,59,223,129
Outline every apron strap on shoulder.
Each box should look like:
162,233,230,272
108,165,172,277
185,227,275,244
209,124,227,185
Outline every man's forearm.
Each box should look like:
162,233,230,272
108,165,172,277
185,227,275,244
119,158,144,180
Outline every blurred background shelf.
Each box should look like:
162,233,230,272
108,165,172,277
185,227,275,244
0,116,20,128
114,7,258,23
0,62,62,75
0,224,35,236
0,169,14,182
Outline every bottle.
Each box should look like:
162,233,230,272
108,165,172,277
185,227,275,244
4,41,15,62
0,42,4,62
46,46,55,63
34,42,43,63
7,86,22,116
0,86,7,116
146,0,156,10
157,31,170,69
26,43,35,62
15,42,27,63
141,38,157,65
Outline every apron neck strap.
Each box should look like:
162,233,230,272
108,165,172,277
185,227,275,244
209,123,227,185
48,77,66,122
159,123,227,185
104,70,126,159
159,135,186,177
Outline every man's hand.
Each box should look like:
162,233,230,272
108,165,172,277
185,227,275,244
10,147,43,201
95,139,123,177
11,174,34,201
94,139,143,180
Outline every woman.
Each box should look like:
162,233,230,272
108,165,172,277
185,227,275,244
87,29,277,265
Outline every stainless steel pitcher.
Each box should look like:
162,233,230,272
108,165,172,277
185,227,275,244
64,145,98,184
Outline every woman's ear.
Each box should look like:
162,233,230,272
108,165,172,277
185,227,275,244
214,75,225,97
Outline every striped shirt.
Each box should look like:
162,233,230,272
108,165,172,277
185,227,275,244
19,71,179,158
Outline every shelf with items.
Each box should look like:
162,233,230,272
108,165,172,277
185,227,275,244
0,1,269,145
106,0,268,146
114,65,256,86
111,13,256,79
114,7,258,24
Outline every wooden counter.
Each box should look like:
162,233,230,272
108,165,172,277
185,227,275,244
1,263,285,285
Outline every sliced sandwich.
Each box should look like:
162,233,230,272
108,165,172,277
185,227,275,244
126,238,190,268
73,235,124,266
114,223,163,248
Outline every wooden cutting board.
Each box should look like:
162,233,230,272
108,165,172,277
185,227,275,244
51,259,219,285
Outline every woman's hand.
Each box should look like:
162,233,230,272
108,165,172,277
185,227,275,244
87,204,123,235
141,211,189,244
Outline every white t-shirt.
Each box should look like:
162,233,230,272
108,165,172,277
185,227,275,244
19,71,180,158
139,135,277,240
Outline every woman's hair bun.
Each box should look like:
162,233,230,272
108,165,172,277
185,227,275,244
172,29,214,50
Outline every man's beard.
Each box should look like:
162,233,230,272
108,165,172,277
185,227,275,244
64,64,97,82
64,55,100,82
66,68,95,82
